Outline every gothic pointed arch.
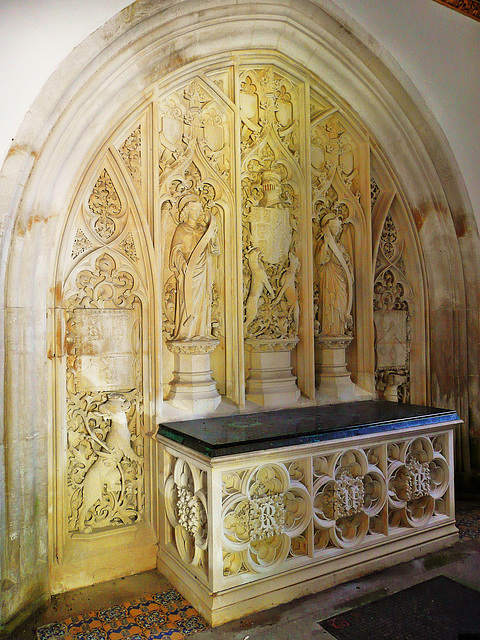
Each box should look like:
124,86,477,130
1,0,478,628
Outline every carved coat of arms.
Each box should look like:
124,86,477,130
249,206,291,265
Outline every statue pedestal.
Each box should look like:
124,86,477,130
166,339,221,414
315,336,357,402
245,337,300,407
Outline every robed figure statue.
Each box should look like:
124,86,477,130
315,211,353,337
169,194,220,341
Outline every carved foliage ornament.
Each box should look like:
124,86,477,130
165,457,208,571
86,169,126,242
65,160,146,535
67,391,143,533
119,125,141,189
66,253,144,533
240,70,301,340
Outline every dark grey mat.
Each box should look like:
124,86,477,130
319,576,480,640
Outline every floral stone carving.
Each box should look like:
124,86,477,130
165,457,208,571
76,394,143,533
66,253,145,533
388,436,449,527
313,448,386,549
222,464,311,574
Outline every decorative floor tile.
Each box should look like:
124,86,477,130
37,589,207,640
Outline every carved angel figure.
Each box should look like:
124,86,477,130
169,194,220,340
315,212,353,336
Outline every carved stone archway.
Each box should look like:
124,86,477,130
1,0,478,630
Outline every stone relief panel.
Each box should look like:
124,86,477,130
164,454,208,579
240,67,302,343
310,103,372,398
158,77,234,401
312,186,354,339
158,79,231,182
313,447,386,549
65,252,144,533
217,432,450,583
311,113,363,340
61,159,150,536
374,213,411,402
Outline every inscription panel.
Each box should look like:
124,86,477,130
74,308,136,391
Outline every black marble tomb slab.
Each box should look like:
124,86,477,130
156,400,460,458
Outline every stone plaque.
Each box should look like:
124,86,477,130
374,309,408,370
73,308,136,391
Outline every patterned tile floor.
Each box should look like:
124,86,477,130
36,589,207,640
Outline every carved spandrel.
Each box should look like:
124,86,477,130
158,80,232,182
71,228,93,260
119,125,141,189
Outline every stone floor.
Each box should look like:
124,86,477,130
10,501,480,640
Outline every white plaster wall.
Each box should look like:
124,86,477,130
0,0,479,221
0,0,132,166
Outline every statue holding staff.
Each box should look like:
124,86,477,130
169,194,220,341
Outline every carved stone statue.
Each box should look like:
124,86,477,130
315,212,353,337
170,194,220,341
245,247,274,329
273,251,300,333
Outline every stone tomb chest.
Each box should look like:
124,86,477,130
156,401,460,626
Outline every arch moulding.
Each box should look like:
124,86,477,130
1,0,479,631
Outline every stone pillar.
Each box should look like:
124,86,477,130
167,339,221,413
245,337,300,407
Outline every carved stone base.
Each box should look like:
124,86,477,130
245,338,300,407
315,336,360,402
166,339,221,413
